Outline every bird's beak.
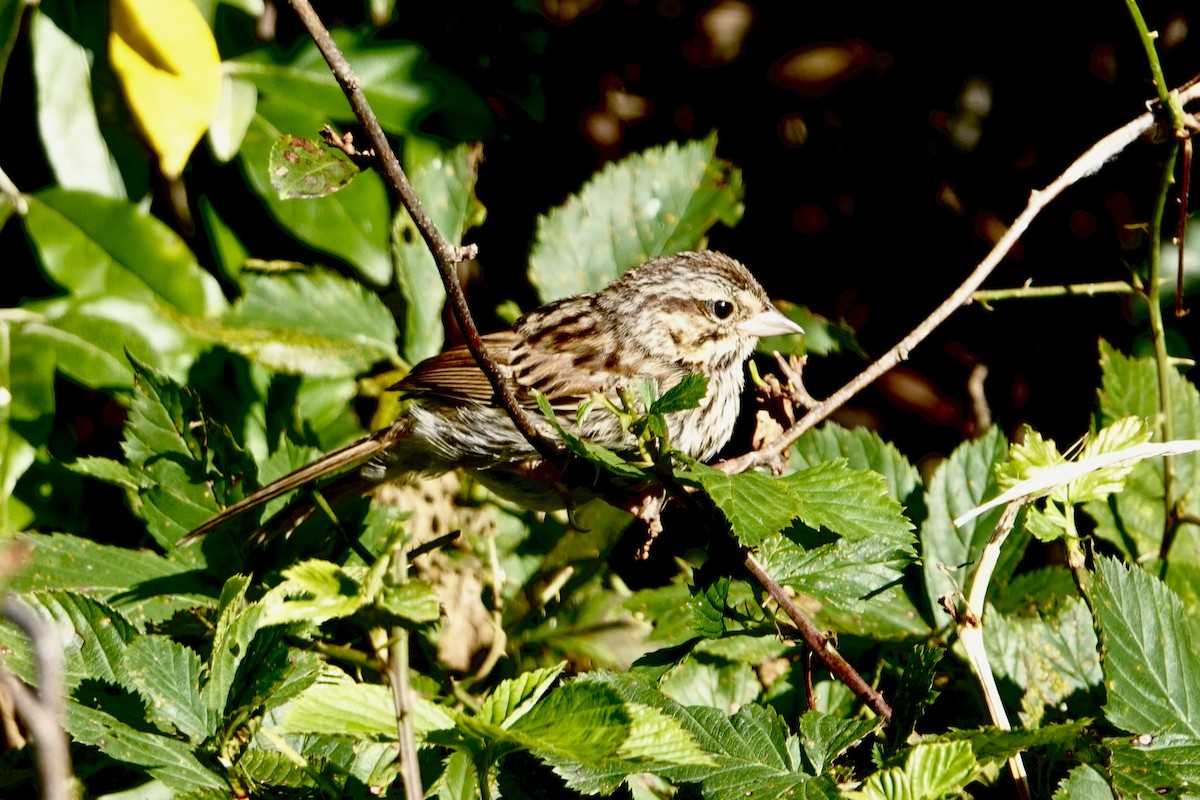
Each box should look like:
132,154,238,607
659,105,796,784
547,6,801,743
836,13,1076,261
738,306,804,337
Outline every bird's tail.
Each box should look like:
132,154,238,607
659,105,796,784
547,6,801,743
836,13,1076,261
180,422,409,545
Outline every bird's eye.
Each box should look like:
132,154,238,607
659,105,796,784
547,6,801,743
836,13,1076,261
710,299,735,320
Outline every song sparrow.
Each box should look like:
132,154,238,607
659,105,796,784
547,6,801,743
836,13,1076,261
185,251,802,541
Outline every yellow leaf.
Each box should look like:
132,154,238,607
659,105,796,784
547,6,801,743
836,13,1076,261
109,0,222,178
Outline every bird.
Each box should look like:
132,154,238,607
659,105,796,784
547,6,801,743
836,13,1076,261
183,250,803,543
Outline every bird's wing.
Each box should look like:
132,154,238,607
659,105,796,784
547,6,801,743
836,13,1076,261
396,313,652,410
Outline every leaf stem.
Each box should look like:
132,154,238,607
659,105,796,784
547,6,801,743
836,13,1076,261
970,279,1143,304
1150,144,1183,565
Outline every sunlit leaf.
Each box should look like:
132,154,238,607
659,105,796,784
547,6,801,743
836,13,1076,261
529,134,744,303
269,135,359,198
109,0,222,177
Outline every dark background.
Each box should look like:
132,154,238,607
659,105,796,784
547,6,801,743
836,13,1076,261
419,0,1200,466
3,0,1198,470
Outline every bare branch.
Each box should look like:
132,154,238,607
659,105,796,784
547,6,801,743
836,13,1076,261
286,0,562,464
719,81,1200,475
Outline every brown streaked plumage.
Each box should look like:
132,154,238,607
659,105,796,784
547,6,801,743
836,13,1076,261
184,251,802,543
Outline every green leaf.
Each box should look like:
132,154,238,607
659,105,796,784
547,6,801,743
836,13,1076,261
926,719,1090,765
790,423,922,509
200,575,261,714
120,357,256,550
784,460,915,543
31,10,129,198
797,710,879,774
1108,732,1200,799
207,74,257,163
476,662,565,728
920,427,1015,626
0,0,25,91
984,596,1101,725
275,681,455,739
269,134,359,198
379,579,442,624
883,647,943,757
686,462,802,547
529,134,744,303
65,702,226,791
119,636,215,743
850,740,978,800
1053,765,1115,800
228,29,493,140
650,373,710,415
237,97,391,284
0,592,134,689
1091,555,1200,736
204,268,399,378
2,532,211,625
534,393,647,479
508,681,631,764
261,559,367,626
697,704,839,800
1085,341,1200,560
661,658,760,711
24,189,226,315
393,139,486,363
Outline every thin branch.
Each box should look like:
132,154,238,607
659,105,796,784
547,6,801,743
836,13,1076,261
1149,144,1183,564
970,279,1141,304
286,0,561,465
385,544,423,800
718,80,1200,475
1,596,74,800
743,551,892,720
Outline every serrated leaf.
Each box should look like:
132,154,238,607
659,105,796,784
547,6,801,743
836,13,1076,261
261,559,367,626
529,134,743,303
65,702,226,791
119,636,214,742
1086,341,1200,561
275,681,455,739
651,373,710,415
1091,556,1200,736
508,682,631,764
197,269,400,378
785,460,915,543
926,719,1090,765
687,462,803,546
201,575,260,714
0,592,134,689
698,704,840,800
798,710,879,774
393,140,485,363
920,427,1016,626
791,423,922,509
24,190,226,315
1053,764,1114,800
476,662,565,728
661,659,759,712
122,357,256,549
233,748,317,789
1108,732,1200,799
534,393,647,479
985,596,1101,724
3,532,209,626
108,0,221,178
849,740,978,800
269,135,358,198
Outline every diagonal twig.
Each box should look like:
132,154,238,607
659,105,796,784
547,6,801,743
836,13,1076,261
287,0,562,466
718,81,1200,475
